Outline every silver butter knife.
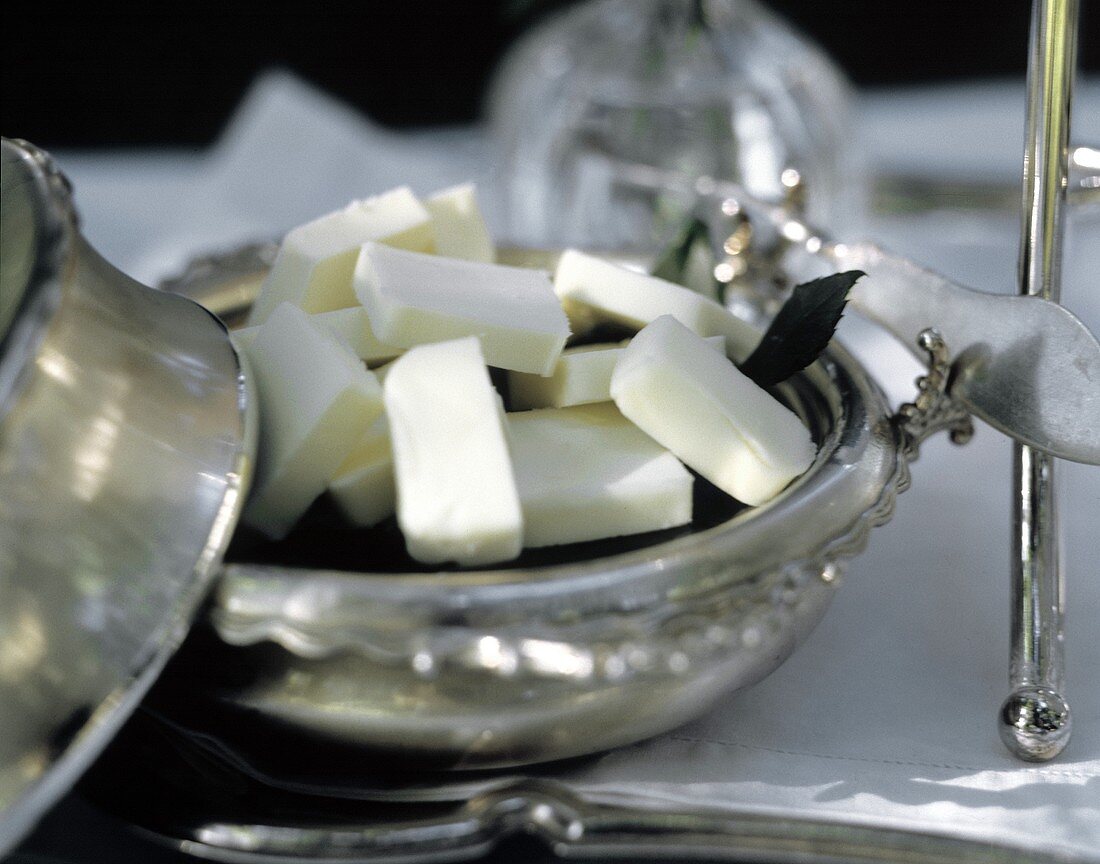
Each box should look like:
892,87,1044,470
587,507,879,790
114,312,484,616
822,240,1100,465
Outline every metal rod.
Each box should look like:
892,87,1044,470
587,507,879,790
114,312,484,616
999,0,1077,761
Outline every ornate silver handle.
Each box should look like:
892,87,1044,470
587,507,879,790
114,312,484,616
889,329,974,464
180,778,1044,862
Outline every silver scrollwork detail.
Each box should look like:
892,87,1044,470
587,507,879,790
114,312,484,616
893,328,975,461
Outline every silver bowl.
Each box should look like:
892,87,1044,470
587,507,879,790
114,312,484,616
146,245,958,771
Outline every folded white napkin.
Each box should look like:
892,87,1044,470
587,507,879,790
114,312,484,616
67,70,497,286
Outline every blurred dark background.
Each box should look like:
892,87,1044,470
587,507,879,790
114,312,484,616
2,0,1098,149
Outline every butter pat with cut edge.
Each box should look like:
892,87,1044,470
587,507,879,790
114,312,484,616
248,187,434,325
328,417,395,527
356,243,570,375
553,249,759,362
425,183,494,263
237,303,384,538
610,315,815,507
384,337,523,565
508,403,693,547
508,335,724,410
235,306,403,367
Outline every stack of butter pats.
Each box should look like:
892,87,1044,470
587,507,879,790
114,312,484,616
235,184,817,567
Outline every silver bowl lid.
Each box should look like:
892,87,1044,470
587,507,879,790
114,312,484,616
0,139,254,853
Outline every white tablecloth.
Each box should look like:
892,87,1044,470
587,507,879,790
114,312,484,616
57,71,1100,861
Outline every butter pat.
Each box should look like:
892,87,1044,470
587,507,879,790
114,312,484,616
249,187,434,324
508,335,724,410
508,404,693,547
384,337,522,565
235,306,403,366
425,183,494,263
610,315,815,506
328,417,395,527
553,249,759,362
238,303,384,538
355,243,570,375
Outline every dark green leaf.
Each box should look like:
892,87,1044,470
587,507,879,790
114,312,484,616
738,270,865,387
650,217,711,285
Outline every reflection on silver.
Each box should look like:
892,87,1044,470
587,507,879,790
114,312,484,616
0,139,254,853
162,779,1063,864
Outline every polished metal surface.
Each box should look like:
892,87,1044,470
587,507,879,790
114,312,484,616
141,780,1080,864
999,0,1078,763
143,244,972,775
0,139,254,853
823,240,1100,465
